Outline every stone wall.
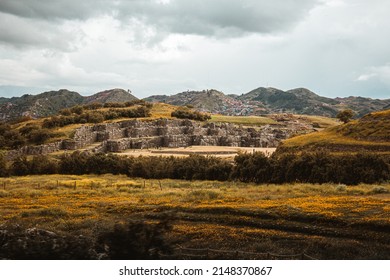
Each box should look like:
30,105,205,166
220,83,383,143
97,119,293,152
7,118,298,158
7,141,63,159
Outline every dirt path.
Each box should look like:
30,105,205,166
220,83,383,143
119,146,276,158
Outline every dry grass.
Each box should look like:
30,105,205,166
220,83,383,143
281,109,390,153
119,146,276,159
295,115,340,129
282,127,390,149
0,174,389,259
147,103,177,119
209,115,277,126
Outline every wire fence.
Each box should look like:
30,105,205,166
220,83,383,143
159,246,318,260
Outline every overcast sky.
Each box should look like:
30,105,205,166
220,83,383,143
0,0,390,99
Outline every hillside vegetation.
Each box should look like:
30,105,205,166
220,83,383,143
280,109,390,153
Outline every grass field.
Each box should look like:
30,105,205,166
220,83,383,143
295,115,340,129
209,115,277,126
1,174,389,259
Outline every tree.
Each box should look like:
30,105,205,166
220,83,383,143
337,109,354,123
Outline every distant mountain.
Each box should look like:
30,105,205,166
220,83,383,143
145,89,244,115
1,86,389,121
84,88,137,104
237,87,339,117
0,89,84,121
146,87,390,118
0,88,139,121
146,89,270,115
334,96,390,117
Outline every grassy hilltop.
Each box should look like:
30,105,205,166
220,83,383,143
280,109,390,153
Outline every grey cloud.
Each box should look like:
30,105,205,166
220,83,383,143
0,0,112,21
117,0,320,37
0,0,320,37
0,12,84,51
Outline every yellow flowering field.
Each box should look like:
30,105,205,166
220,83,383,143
0,174,389,259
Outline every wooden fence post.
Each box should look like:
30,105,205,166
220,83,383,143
159,180,162,190
74,181,77,190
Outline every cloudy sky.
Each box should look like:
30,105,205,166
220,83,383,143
0,0,389,99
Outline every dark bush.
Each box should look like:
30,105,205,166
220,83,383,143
59,108,72,116
10,156,30,176
30,155,59,174
70,105,84,115
97,218,173,260
28,128,52,145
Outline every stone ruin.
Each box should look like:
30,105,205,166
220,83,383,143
7,118,303,158
73,119,292,153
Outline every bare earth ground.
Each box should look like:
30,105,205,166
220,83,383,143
119,146,276,159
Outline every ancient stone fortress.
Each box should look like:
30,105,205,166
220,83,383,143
9,118,303,158
68,119,292,153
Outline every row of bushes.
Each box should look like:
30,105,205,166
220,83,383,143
59,100,150,116
0,123,62,149
1,153,231,181
171,108,211,121
1,151,389,184
234,151,390,185
43,106,151,128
